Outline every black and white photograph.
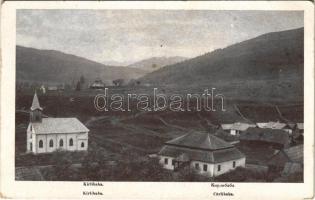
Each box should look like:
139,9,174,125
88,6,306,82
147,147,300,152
0,1,314,199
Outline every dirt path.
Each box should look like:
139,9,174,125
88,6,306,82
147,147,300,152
84,115,110,127
155,116,189,131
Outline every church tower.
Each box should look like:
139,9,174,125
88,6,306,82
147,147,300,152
30,92,43,123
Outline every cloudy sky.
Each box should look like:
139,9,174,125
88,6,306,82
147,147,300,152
17,10,303,65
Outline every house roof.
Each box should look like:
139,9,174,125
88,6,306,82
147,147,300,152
165,131,233,151
30,92,43,111
240,127,290,145
158,145,245,164
256,121,287,129
282,162,303,175
283,145,303,163
31,118,89,134
221,122,256,131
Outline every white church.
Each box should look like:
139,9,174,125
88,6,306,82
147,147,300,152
26,92,89,154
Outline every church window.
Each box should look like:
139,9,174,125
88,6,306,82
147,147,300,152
49,139,53,147
218,165,221,171
69,138,73,146
39,140,43,148
59,139,64,147
81,142,84,148
164,158,168,164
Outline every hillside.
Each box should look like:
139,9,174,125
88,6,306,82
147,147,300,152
128,56,187,72
16,46,148,84
140,28,304,102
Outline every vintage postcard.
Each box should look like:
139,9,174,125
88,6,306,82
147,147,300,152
0,1,314,199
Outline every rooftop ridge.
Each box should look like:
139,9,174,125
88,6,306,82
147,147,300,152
165,131,233,151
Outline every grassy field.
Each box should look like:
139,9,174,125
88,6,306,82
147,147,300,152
15,89,303,181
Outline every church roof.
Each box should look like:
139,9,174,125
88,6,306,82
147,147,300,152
165,131,233,151
30,92,43,111
31,118,89,134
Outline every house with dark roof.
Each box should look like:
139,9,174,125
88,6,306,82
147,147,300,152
27,93,89,154
221,122,256,135
268,145,303,175
158,130,246,177
240,127,290,149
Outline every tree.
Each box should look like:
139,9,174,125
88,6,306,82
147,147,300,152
152,63,158,69
75,81,81,91
112,79,124,86
80,75,85,84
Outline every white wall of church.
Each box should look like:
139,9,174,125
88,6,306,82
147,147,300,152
66,133,78,151
46,134,57,153
78,139,88,151
31,132,89,154
77,132,88,151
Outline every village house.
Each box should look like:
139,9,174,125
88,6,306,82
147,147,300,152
240,127,290,149
296,123,304,133
158,130,246,177
256,121,292,134
221,122,256,135
47,86,58,91
26,92,89,154
90,79,105,89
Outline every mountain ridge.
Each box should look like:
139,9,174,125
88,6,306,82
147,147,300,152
128,56,187,72
16,45,148,84
140,27,303,84
139,28,304,101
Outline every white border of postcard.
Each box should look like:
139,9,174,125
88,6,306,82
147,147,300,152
1,1,314,199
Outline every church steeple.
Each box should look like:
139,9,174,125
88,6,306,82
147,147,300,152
30,92,43,123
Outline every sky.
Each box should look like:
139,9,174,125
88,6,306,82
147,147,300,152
17,10,303,65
